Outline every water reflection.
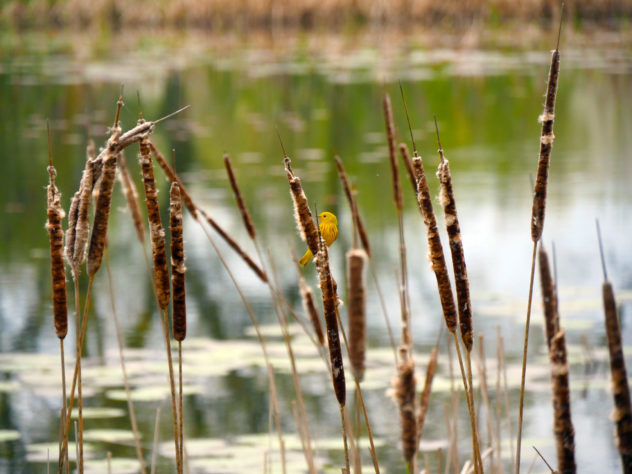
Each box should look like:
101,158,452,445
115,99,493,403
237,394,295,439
0,31,631,472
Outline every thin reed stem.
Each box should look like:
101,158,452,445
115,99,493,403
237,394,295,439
340,405,351,474
178,342,184,471
160,307,182,473
104,252,146,473
58,341,67,472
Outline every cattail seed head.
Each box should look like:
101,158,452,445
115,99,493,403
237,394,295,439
285,157,319,256
347,249,367,381
118,151,145,244
47,165,68,339
417,345,439,444
394,349,417,465
170,182,187,342
299,275,324,346
412,156,457,334
437,158,473,352
531,49,561,242
87,126,121,277
539,246,558,350
549,329,576,473
382,93,403,212
317,233,345,406
139,137,170,309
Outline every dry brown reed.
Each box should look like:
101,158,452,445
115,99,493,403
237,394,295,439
347,249,367,382
539,246,559,349
86,126,120,277
224,154,256,239
517,17,563,470
416,343,439,446
285,157,319,257
434,118,482,474
118,151,145,244
198,208,268,282
149,142,197,218
549,329,576,473
139,136,171,309
298,272,325,346
398,142,418,196
170,181,187,342
334,155,370,256
394,348,417,467
382,93,403,213
46,151,68,340
316,233,346,407
597,223,632,471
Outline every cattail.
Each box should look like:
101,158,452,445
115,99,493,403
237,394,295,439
398,142,418,196
118,151,145,244
46,149,68,339
316,232,345,406
598,223,632,470
65,154,94,273
224,154,256,240
531,34,562,242
149,142,197,218
382,93,403,212
334,155,370,257
539,246,558,350
299,274,324,346
394,348,417,465
87,127,121,277
412,155,457,334
139,136,171,309
347,249,367,382
170,182,186,342
198,208,268,283
285,157,319,256
549,329,576,473
417,344,439,444
435,127,473,352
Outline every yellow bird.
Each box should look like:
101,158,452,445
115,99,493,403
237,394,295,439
299,211,338,266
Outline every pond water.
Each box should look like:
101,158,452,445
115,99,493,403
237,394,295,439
0,29,631,473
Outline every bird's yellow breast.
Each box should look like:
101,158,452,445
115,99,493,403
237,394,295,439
320,222,338,247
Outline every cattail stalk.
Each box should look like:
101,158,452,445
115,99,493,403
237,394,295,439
198,209,267,282
347,249,367,382
549,329,576,473
434,119,482,474
170,179,187,468
539,246,559,349
285,157,319,257
224,154,256,239
517,17,563,470
46,127,69,472
398,142,418,196
597,222,632,471
416,343,439,446
298,273,325,346
394,348,417,467
149,142,197,219
118,151,145,244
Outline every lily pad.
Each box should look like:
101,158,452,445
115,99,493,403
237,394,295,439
70,407,126,419
27,442,95,462
0,430,20,442
82,429,139,444
106,384,203,402
85,457,141,473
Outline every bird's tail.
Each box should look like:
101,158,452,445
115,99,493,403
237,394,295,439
299,249,313,266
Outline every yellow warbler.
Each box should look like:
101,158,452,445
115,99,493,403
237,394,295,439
299,211,338,266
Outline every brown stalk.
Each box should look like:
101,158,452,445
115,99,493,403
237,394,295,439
224,154,256,239
597,221,632,471
434,118,482,474
394,348,417,468
149,142,197,218
197,208,268,282
298,270,325,346
285,156,319,257
517,13,563,470
347,249,367,382
382,92,403,213
118,151,145,244
539,246,559,350
476,334,496,472
398,142,418,196
549,329,576,473
416,340,439,447
46,123,69,471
